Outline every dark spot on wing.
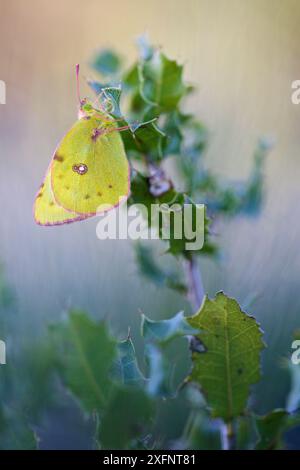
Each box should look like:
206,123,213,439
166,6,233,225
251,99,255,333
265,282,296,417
58,174,64,179
72,164,88,175
54,154,64,162
108,184,113,189
84,194,90,199
37,192,42,198
49,202,54,206
97,191,102,197
65,186,70,190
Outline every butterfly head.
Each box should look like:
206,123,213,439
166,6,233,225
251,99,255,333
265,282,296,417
78,98,97,119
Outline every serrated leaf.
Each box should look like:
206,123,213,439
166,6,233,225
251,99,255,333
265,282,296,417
88,82,123,118
122,120,166,161
123,65,147,116
141,311,198,343
161,111,185,155
102,86,122,117
144,343,173,398
139,51,186,111
91,49,122,76
135,243,187,294
50,311,116,412
129,171,175,224
166,197,205,257
98,387,152,449
111,337,145,387
236,415,258,450
123,64,139,89
254,409,300,450
129,172,206,257
187,292,265,422
135,243,166,286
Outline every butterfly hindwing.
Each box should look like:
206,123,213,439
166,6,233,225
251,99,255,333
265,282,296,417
34,170,88,226
50,116,130,216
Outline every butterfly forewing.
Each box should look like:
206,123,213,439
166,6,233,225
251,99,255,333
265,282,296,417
50,116,130,216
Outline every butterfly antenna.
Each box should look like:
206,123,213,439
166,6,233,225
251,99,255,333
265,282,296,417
75,64,82,106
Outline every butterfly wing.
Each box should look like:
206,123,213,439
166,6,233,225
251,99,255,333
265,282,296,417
50,116,130,216
34,170,88,226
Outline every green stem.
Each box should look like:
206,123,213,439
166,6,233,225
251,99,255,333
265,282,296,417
221,421,236,450
185,255,204,310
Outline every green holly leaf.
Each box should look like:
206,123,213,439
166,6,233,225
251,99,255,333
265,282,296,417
236,415,258,450
254,409,300,450
129,173,206,257
187,292,265,422
141,311,198,343
135,243,187,294
111,337,145,387
123,64,147,117
101,86,122,118
135,243,166,286
144,343,173,397
128,171,174,225
139,51,186,112
88,81,123,118
166,197,205,258
161,111,187,155
122,120,166,161
128,171,155,218
91,49,122,76
50,311,116,412
98,387,153,450
123,64,139,89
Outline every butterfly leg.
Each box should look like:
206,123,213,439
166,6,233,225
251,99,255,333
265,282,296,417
94,114,124,124
105,125,130,134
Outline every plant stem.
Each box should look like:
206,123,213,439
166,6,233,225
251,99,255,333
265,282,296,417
185,255,205,310
220,421,236,450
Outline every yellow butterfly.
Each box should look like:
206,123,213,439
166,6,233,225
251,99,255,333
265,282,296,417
34,65,130,226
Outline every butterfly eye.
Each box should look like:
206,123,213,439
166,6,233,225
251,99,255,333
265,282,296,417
72,163,88,175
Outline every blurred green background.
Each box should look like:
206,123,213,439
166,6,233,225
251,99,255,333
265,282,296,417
0,0,300,448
